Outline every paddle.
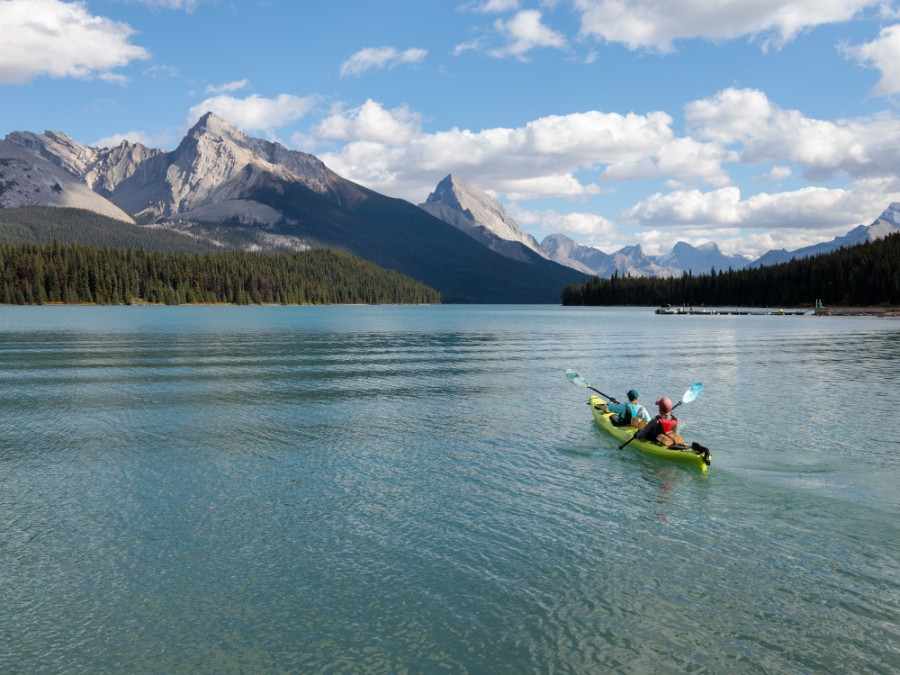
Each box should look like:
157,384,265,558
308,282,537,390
617,382,703,451
565,369,619,404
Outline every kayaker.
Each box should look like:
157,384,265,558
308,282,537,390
607,389,650,427
635,397,681,444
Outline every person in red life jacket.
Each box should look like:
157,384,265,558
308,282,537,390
635,396,679,442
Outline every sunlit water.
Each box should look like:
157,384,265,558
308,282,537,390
1,306,898,673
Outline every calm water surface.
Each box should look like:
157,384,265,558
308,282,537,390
1,306,898,673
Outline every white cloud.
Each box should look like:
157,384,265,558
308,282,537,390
684,88,775,144
842,24,900,96
311,102,726,204
685,88,900,182
188,94,316,134
127,0,204,10
453,40,484,55
339,47,427,77
489,10,567,59
759,165,793,182
618,184,894,255
469,0,521,12
94,129,174,149
499,174,601,199
0,0,149,84
206,79,250,94
313,100,422,145
509,204,615,235
622,184,886,231
569,0,879,52
622,186,743,227
144,64,181,79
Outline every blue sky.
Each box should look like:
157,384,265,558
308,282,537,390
3,0,900,258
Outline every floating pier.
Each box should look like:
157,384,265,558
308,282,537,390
655,305,808,316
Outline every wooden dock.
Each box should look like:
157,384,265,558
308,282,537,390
655,306,808,316
655,305,900,317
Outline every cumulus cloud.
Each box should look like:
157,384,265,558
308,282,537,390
684,88,775,144
339,47,427,77
686,88,900,182
313,100,422,145
0,0,149,84
187,93,317,134
842,24,900,96
311,100,730,204
569,0,879,52
622,184,886,232
616,183,897,255
489,10,567,59
509,204,615,235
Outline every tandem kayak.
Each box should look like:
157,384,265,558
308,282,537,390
588,395,711,471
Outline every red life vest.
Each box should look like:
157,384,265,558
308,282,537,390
658,416,677,434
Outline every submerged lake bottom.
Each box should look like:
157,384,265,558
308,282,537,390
1,305,898,673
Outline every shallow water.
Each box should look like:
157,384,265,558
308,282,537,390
1,305,898,673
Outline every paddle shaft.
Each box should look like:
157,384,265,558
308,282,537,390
587,385,619,404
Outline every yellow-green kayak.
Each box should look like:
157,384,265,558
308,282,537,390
588,395,711,471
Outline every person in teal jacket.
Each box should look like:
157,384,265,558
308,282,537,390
607,389,651,427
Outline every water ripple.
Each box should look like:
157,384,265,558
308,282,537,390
1,306,898,673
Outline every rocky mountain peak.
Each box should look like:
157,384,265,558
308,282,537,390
421,174,545,259
6,129,99,177
182,112,252,153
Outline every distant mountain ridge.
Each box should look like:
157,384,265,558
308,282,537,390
747,202,900,268
417,173,900,278
0,114,586,303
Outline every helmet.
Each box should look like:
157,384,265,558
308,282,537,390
655,397,673,413
627,389,639,401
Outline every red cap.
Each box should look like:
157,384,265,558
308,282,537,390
655,397,673,413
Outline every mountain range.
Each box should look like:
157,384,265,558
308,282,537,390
0,113,586,303
417,172,900,277
2,113,898,301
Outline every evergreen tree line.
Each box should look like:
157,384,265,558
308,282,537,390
562,232,900,307
0,241,441,305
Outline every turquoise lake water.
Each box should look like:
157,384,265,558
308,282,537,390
1,305,898,673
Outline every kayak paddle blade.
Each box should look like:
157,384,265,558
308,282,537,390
681,382,703,404
566,369,588,388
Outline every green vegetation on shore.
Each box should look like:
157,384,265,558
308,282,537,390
562,232,900,307
0,241,441,305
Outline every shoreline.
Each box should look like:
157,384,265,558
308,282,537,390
813,306,900,317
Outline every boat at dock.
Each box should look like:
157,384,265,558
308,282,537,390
654,304,808,316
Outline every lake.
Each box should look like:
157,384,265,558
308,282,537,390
1,305,898,673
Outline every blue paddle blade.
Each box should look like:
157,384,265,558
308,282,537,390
566,369,588,388
681,382,703,404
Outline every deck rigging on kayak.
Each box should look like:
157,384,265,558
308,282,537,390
567,370,712,470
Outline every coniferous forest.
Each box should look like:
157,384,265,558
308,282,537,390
562,232,900,307
0,241,441,305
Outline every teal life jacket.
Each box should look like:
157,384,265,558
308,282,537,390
624,402,643,424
